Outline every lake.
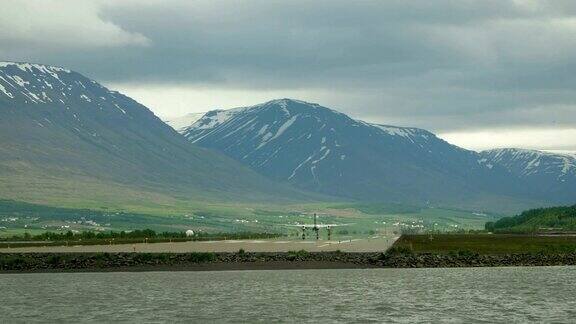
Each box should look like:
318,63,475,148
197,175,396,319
1,267,575,323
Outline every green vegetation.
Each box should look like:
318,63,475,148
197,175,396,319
392,234,576,255
486,205,576,233
0,229,280,248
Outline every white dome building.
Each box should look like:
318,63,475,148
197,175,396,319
185,230,195,237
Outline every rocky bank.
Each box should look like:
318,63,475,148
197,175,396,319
1,251,576,272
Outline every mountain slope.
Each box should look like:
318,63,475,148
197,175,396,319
480,149,576,203
0,62,308,206
181,99,528,209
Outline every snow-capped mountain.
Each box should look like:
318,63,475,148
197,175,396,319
480,148,576,202
481,149,576,179
165,112,206,132
4,61,569,209
181,99,525,208
0,62,304,203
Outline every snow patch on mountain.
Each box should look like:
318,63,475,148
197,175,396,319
289,155,314,180
372,124,420,138
194,110,237,130
257,114,298,149
0,82,14,98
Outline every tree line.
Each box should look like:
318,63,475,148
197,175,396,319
486,205,576,233
1,229,281,242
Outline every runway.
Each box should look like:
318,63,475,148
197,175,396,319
0,236,399,253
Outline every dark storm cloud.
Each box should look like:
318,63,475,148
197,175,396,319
3,0,576,132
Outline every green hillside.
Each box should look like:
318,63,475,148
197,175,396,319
486,205,576,233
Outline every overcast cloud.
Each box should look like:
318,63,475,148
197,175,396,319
2,0,576,150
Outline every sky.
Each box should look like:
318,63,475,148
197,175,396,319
1,0,576,151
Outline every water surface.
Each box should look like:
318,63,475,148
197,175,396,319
1,267,575,323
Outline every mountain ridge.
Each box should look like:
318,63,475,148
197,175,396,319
180,98,542,211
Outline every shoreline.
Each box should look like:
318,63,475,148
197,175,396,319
2,251,576,273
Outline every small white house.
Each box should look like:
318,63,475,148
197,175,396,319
185,229,195,237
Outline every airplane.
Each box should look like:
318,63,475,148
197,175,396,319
284,213,350,240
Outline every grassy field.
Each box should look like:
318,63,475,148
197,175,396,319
393,234,576,254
